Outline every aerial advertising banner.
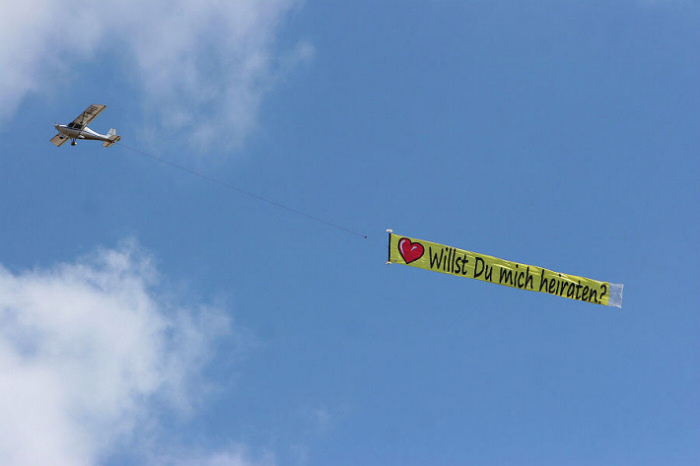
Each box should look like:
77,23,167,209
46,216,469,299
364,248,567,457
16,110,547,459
388,232,623,308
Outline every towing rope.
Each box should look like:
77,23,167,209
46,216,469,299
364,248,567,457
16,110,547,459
117,142,367,239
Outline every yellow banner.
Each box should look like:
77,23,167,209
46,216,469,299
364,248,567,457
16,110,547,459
388,232,623,307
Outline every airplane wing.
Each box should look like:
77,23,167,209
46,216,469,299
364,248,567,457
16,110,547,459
50,133,69,147
67,104,106,130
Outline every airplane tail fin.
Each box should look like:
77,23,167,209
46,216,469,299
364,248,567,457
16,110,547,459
103,129,121,147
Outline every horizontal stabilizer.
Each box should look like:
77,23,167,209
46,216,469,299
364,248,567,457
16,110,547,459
103,131,121,147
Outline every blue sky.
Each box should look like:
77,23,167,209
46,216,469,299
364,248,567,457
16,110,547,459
1,1,698,465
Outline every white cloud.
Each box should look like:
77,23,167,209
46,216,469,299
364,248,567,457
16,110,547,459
156,445,275,466
0,0,309,149
0,241,239,466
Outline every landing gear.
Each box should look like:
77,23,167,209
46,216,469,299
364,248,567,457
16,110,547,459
71,140,77,146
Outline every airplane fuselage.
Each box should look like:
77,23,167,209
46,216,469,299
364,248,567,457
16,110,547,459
54,124,111,143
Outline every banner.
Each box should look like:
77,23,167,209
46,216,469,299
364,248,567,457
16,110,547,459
388,231,623,308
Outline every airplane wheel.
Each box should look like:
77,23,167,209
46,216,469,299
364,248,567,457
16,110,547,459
71,141,77,146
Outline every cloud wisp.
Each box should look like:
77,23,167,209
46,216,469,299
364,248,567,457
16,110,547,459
0,241,246,465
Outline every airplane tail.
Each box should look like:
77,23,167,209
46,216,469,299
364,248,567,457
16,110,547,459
103,129,121,147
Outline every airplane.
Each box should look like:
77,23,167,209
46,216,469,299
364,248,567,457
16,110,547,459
50,104,121,147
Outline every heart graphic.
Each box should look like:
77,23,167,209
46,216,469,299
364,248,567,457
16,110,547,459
398,238,424,264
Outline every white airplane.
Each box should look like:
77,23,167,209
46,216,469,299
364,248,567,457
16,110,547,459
50,104,121,147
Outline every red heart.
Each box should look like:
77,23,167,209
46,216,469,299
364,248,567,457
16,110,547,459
398,238,424,264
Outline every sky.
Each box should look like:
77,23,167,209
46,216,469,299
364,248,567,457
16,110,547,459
0,1,698,465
